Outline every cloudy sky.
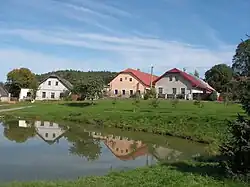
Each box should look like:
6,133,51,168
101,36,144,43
0,0,249,81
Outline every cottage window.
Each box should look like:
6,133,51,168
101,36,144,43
158,87,163,94
172,88,177,94
130,90,133,95
137,90,141,94
53,133,56,138
45,133,48,138
169,76,173,81
181,88,185,95
129,78,132,82
51,92,55,99
122,90,126,95
42,92,46,98
48,81,51,86
114,90,118,95
120,78,123,81
175,76,179,81
55,81,59,86
125,77,127,80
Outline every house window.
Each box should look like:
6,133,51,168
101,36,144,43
120,78,123,81
175,76,179,81
181,88,185,95
42,92,46,98
126,149,129,153
130,90,133,95
129,78,132,82
55,81,59,86
27,92,31,97
122,90,126,95
41,122,44,126
137,90,141,94
45,133,48,138
50,122,53,126
51,92,55,99
158,87,163,94
114,90,118,95
48,81,51,86
116,148,119,151
53,133,56,138
169,76,173,81
125,77,127,80
60,92,64,98
172,88,177,94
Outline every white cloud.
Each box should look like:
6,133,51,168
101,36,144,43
0,28,235,79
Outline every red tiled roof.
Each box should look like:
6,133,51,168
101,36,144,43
154,68,215,92
121,68,158,87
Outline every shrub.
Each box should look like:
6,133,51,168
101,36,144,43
220,115,250,179
171,99,179,108
208,91,218,101
144,88,156,100
150,98,160,108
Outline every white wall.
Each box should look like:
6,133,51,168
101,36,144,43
155,73,192,96
19,88,31,101
36,78,68,100
34,121,65,142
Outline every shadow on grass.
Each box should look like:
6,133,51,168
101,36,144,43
61,102,96,107
161,155,227,180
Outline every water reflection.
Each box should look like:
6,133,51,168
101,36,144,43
0,119,206,182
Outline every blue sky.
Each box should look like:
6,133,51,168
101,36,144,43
0,0,249,81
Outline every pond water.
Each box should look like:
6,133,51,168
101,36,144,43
0,120,207,182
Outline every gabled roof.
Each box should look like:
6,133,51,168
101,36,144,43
154,68,215,92
40,74,73,90
0,83,9,97
120,68,158,87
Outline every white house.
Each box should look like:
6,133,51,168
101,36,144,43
19,74,73,101
154,68,216,100
36,74,73,100
34,121,66,144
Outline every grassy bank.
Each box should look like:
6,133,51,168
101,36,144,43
3,99,243,144
3,164,248,187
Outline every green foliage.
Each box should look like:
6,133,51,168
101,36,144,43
220,115,250,179
36,70,117,86
6,68,38,98
238,79,250,115
132,96,140,112
205,64,233,93
144,88,156,100
150,98,160,108
232,38,250,77
73,79,104,103
208,91,218,101
193,100,204,108
171,99,179,108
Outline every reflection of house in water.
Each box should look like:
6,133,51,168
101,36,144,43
152,146,182,161
34,121,66,144
18,120,32,128
88,131,149,161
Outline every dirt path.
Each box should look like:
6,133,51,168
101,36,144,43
0,106,33,113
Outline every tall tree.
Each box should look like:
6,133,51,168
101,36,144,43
6,68,38,97
232,37,250,77
205,64,233,93
194,69,199,78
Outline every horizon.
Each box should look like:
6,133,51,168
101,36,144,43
1,0,249,81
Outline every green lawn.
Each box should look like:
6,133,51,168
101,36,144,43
3,164,248,187
3,99,244,144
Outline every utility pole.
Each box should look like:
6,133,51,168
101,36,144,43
150,66,154,89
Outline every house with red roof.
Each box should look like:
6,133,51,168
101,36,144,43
154,68,216,100
108,68,158,97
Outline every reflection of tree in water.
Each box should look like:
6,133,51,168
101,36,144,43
2,120,36,143
64,128,101,161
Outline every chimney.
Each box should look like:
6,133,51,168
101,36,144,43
137,68,140,71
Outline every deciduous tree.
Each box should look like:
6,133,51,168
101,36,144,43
205,64,233,93
6,68,38,98
232,37,250,77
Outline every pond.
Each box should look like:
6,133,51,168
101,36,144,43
0,119,208,182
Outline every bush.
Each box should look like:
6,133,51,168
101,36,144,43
208,91,218,101
220,115,250,179
144,88,156,100
150,98,160,108
171,99,179,108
